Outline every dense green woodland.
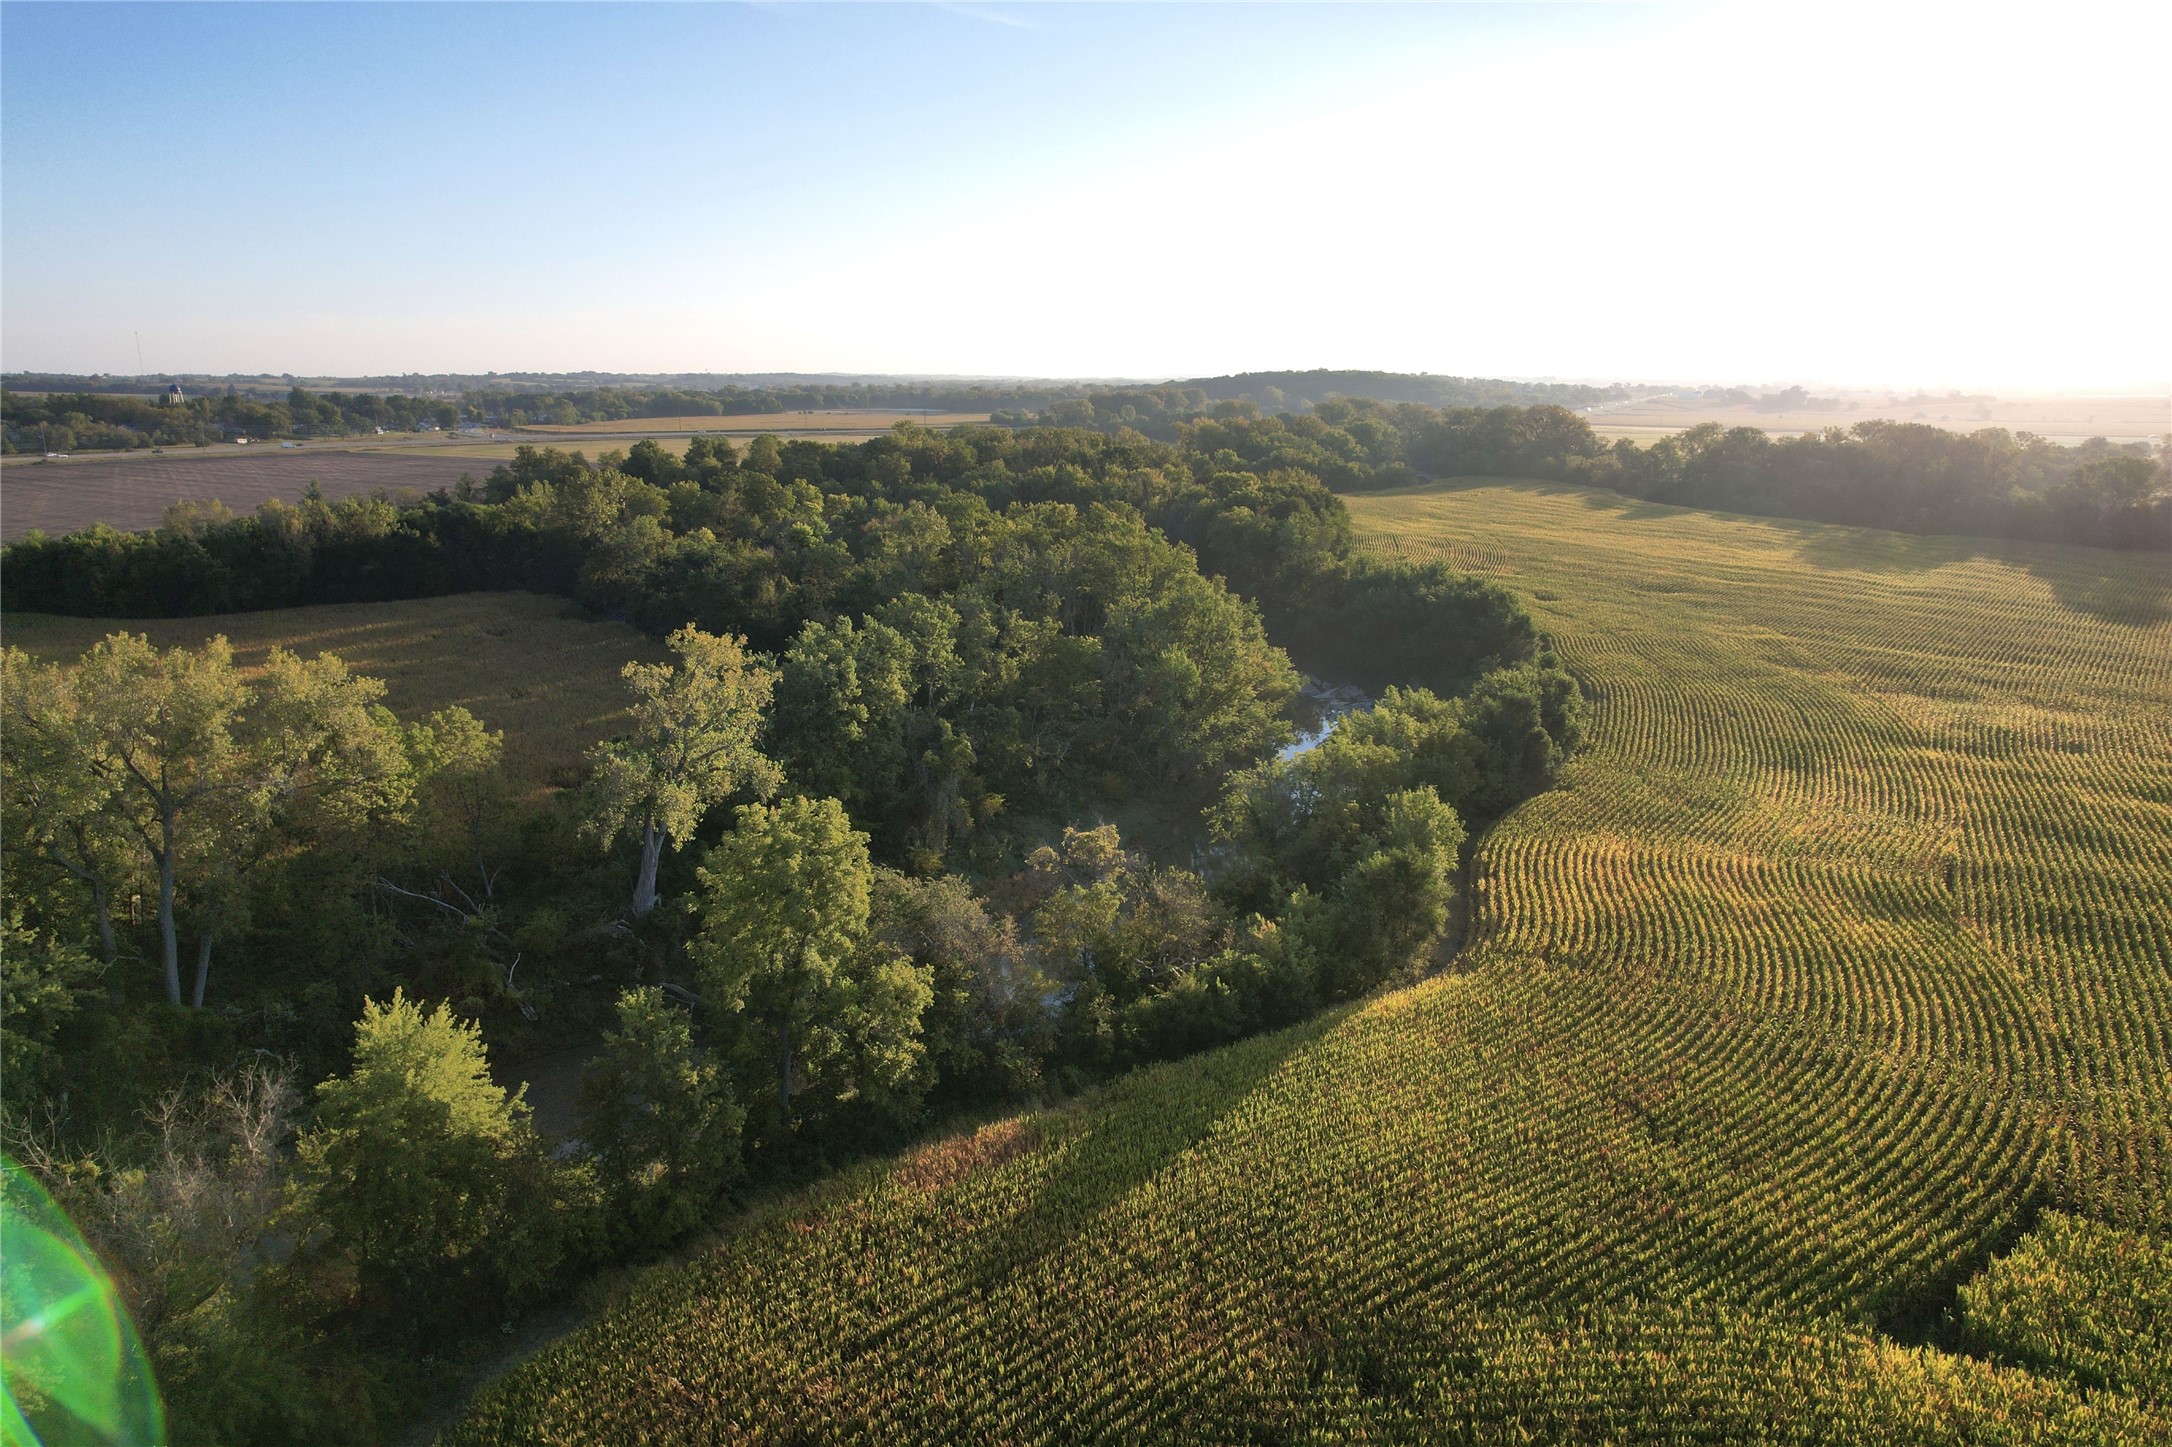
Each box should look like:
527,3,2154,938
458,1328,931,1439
0,423,1582,1443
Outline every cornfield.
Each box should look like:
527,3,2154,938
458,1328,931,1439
446,480,2172,1443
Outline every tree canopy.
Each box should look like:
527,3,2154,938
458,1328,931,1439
691,796,930,1133
582,625,781,918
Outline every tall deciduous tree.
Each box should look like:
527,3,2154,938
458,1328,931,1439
62,634,250,1008
583,626,781,919
690,797,928,1126
14,634,412,1008
404,706,514,907
180,646,415,1007
1,647,135,982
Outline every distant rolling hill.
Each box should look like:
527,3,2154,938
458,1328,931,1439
1175,368,1629,411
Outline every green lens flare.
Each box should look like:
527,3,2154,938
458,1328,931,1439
1,1155,164,1447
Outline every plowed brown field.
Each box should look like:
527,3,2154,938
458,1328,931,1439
0,450,485,540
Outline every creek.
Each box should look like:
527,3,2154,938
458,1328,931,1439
1281,677,1373,760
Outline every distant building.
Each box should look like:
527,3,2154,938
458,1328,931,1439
164,383,185,405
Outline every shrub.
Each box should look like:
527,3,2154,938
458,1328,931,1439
579,986,745,1253
289,990,592,1337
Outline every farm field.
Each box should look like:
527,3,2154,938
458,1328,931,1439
1584,390,2168,444
5,592,659,794
347,440,547,461
0,449,484,540
446,481,2172,1442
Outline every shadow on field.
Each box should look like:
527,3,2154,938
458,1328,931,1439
838,1009,1343,1365
1781,520,2172,626
1563,487,1682,524
1872,1188,2046,1353
1357,474,1675,517
2031,566,2172,627
1358,477,2172,630
1779,522,1991,575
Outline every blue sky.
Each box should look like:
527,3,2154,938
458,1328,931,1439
4,2,2165,388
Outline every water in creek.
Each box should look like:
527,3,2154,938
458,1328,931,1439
1281,677,1373,760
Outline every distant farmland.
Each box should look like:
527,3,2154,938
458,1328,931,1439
0,414,997,539
0,449,483,540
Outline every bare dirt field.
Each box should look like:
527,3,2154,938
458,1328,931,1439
0,450,487,540
1584,392,2168,444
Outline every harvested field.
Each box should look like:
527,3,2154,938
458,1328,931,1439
4,592,661,795
0,450,486,540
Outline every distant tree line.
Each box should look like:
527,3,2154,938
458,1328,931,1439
4,369,1639,454
991,371,1633,435
15,372,2163,553
1,382,1073,452
1140,368,1630,413
1,386,462,452
1585,418,2169,548
1013,397,2171,550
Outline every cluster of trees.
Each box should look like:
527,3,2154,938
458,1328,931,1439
2,636,414,1013
452,379,1078,427
4,415,1591,1441
5,610,1581,1443
7,368,1643,456
0,422,1456,626
1690,384,1847,412
17,369,2161,554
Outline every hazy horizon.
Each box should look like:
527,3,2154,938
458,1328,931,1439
5,3,2168,391
7,365,2168,407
